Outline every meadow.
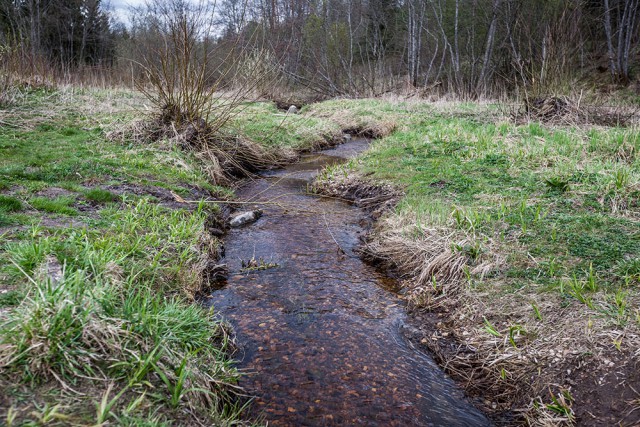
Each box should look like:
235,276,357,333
1,86,639,425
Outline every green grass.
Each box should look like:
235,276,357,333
227,102,342,149
0,203,241,425
0,290,23,307
319,98,640,311
30,196,78,215
0,195,22,212
0,88,246,426
84,187,119,203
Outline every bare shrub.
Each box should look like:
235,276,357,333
127,0,289,183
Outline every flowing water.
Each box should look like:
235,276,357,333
206,139,491,426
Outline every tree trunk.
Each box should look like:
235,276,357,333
476,0,501,95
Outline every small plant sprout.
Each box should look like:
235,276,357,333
507,325,526,348
5,407,17,427
531,303,543,321
500,368,508,380
532,204,547,223
30,404,71,424
568,276,594,309
546,388,575,422
95,384,128,425
613,167,630,190
613,337,623,351
463,265,473,287
516,199,528,231
586,263,598,292
123,392,147,417
544,258,560,277
452,207,465,230
483,317,501,337
431,275,438,291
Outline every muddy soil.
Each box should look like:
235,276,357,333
206,140,491,426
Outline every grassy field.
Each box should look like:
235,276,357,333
0,87,248,426
311,98,640,425
0,86,347,426
1,86,638,425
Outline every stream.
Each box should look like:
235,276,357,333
206,139,491,426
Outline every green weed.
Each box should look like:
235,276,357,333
0,195,23,212
616,258,640,282
484,317,501,337
546,389,574,421
531,303,543,321
84,188,118,203
30,196,78,215
508,325,527,348
0,290,23,307
0,211,11,226
544,177,570,193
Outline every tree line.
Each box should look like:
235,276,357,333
0,0,116,74
1,0,638,97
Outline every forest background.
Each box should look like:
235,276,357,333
1,0,639,101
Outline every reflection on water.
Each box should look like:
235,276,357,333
206,139,491,426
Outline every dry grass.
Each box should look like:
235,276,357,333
513,96,640,127
305,100,399,139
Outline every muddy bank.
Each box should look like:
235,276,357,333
206,140,490,426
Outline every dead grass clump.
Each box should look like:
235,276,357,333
362,215,500,308
316,173,498,304
514,96,638,127
317,173,403,218
107,106,294,185
343,119,398,139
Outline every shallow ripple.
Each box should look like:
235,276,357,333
207,140,491,426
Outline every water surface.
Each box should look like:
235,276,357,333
207,139,490,426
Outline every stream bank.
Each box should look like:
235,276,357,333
207,139,491,426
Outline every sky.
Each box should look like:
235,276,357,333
106,0,146,24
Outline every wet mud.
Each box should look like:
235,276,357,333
206,140,491,426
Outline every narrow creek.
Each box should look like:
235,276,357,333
206,139,491,426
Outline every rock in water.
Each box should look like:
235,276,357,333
287,105,298,114
229,210,263,227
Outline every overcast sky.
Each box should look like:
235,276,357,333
107,0,146,24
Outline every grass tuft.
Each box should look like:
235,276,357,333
0,199,241,424
0,195,23,212
84,188,118,203
30,196,78,216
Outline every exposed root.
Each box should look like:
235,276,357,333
316,173,402,220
